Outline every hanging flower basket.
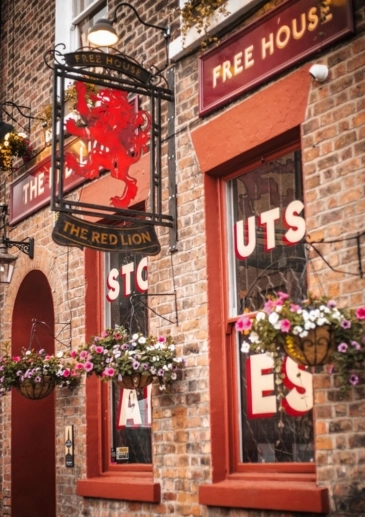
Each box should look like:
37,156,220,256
236,293,365,394
278,325,336,366
0,344,83,399
75,326,185,391
115,372,153,390
15,375,56,400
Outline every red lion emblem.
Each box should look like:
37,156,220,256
64,81,151,208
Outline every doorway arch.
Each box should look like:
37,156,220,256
11,269,56,517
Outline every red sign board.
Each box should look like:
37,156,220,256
10,139,88,225
199,0,354,115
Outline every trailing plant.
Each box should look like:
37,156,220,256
180,0,230,48
0,131,33,171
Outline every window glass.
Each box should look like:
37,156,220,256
72,0,107,48
105,252,151,465
227,149,314,463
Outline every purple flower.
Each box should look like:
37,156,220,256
327,300,336,308
142,363,149,370
157,369,165,376
351,340,361,350
121,344,129,351
337,343,348,353
34,376,42,383
132,361,140,370
349,374,359,385
341,320,351,329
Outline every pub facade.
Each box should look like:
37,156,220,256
0,0,364,516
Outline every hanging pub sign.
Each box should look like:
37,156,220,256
52,213,160,254
44,45,174,254
199,0,354,115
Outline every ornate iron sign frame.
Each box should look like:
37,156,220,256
44,46,175,241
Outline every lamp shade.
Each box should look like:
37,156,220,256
88,18,119,46
0,243,17,284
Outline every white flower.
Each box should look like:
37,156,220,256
241,342,250,354
256,311,266,321
138,337,146,344
168,344,176,351
317,317,329,326
249,331,260,343
132,333,139,340
304,321,316,330
268,312,279,325
293,326,303,335
275,305,282,313
57,351,64,358
299,330,309,338
171,372,177,380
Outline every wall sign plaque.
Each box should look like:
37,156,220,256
199,0,354,115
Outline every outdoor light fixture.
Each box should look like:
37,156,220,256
0,204,34,284
87,2,170,48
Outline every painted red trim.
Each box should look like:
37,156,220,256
82,248,159,501
199,477,329,513
200,68,329,511
77,476,160,502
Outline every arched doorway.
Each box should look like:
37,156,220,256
11,270,56,517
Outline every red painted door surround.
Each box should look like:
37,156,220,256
11,270,56,517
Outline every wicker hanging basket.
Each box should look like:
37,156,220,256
115,372,153,390
15,376,56,400
280,325,336,366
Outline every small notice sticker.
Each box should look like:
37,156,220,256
116,447,129,460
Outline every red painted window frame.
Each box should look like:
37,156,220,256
76,248,160,502
199,135,329,513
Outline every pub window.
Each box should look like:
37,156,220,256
104,252,152,467
226,148,314,465
72,0,107,49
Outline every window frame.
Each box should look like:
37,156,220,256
77,248,160,501
199,135,329,512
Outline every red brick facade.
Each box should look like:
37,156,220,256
1,0,365,516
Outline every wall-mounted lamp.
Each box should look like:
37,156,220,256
87,2,170,60
0,204,34,284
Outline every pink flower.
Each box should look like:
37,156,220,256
95,346,104,354
235,315,252,332
70,350,77,358
102,367,115,377
63,369,71,378
277,292,289,301
158,336,166,343
280,319,291,333
84,361,94,372
79,350,88,359
263,300,275,314
101,331,108,338
75,363,84,370
355,307,365,320
12,356,21,362
290,304,301,313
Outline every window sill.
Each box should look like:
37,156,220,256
199,474,329,513
77,476,161,502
